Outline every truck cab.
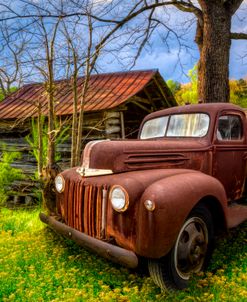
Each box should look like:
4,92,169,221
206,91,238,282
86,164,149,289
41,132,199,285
138,102,247,201
40,103,247,290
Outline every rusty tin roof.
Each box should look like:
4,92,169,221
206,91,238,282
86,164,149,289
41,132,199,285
0,69,173,120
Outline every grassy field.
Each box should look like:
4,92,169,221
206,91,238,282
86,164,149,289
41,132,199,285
0,207,246,302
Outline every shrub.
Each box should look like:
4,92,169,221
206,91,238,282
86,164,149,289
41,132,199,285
0,150,24,204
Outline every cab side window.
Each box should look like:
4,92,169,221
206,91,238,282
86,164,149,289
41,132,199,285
217,115,243,140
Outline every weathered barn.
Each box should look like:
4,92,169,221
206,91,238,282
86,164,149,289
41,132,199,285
0,69,176,202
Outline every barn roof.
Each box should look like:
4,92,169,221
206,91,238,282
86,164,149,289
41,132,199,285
0,69,176,120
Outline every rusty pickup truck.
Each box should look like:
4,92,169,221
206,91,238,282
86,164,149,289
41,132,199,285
40,103,247,290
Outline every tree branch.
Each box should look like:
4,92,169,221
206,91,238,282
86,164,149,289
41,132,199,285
174,1,202,16
0,1,198,24
225,0,244,16
231,32,247,39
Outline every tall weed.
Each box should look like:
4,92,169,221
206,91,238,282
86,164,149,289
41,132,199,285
25,116,48,169
25,117,70,178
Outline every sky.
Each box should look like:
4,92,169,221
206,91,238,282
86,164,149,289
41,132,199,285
131,38,247,83
0,0,246,85
101,1,247,83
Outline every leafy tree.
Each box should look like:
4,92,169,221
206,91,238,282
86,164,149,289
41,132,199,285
175,65,198,105
0,87,17,102
0,90,4,101
229,78,247,108
174,67,247,108
166,80,181,95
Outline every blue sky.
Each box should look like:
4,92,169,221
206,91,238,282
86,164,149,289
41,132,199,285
0,0,246,85
101,1,247,83
131,38,247,83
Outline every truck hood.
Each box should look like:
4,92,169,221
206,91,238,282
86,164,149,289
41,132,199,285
80,139,211,174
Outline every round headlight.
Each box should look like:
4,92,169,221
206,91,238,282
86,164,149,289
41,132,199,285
110,185,129,212
55,175,65,193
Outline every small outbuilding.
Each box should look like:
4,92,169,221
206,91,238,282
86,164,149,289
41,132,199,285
0,69,176,201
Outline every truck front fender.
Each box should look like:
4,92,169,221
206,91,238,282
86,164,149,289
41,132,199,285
136,170,228,258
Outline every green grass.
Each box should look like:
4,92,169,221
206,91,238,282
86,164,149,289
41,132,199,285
0,208,246,302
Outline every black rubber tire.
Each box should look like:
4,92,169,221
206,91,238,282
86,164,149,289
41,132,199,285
148,204,214,290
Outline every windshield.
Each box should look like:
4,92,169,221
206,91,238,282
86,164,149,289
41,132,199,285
140,113,210,139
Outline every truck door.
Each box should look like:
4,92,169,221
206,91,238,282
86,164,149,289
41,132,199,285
213,111,247,201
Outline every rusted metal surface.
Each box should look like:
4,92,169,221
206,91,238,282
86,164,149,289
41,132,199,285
0,70,176,120
54,167,229,258
226,204,247,228
85,103,247,200
85,140,213,173
41,103,247,265
59,178,109,239
39,212,138,269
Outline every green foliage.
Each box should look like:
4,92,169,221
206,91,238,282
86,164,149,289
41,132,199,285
175,65,198,105
26,116,48,169
0,150,24,204
0,87,18,102
230,78,247,108
25,117,70,177
55,124,70,162
166,79,181,95
0,90,4,101
173,65,247,107
0,208,246,301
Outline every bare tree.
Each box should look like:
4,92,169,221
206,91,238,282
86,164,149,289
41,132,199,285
0,21,28,98
27,15,61,165
75,12,100,165
41,17,61,169
0,1,114,170
60,17,92,167
60,5,116,166
61,20,81,167
21,11,62,211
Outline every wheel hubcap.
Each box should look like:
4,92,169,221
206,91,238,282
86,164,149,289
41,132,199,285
174,217,208,280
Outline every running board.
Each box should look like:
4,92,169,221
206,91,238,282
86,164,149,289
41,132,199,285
226,204,247,228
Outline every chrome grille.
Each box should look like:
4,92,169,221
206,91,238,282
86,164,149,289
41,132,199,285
60,180,108,239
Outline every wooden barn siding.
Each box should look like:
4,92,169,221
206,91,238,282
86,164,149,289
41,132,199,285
0,99,171,203
0,103,157,182
0,109,131,200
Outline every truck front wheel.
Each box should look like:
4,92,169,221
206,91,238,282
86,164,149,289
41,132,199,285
148,205,214,290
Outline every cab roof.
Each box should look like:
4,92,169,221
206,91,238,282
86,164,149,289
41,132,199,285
143,103,244,123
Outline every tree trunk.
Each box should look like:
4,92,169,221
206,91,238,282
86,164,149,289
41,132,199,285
75,89,86,165
43,80,58,214
47,83,56,168
37,102,43,178
71,69,79,168
197,2,231,103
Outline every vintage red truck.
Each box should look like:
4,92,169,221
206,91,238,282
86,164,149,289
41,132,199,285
40,103,247,290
